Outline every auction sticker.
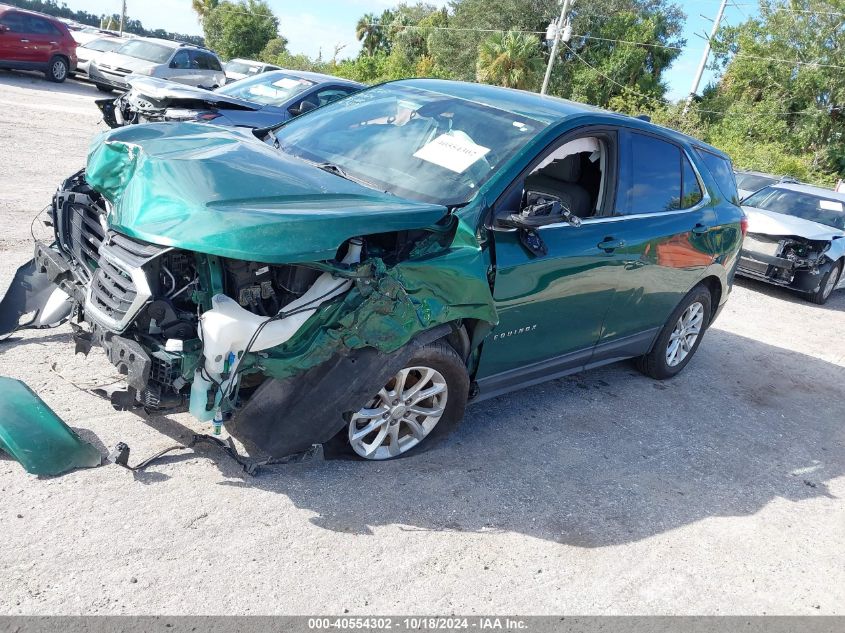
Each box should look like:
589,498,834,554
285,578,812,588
413,133,490,173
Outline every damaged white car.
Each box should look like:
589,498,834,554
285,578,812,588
739,183,845,304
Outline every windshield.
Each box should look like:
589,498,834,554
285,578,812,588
217,72,315,105
116,40,174,63
272,85,547,206
736,173,777,192
84,38,123,53
225,60,261,76
744,187,845,231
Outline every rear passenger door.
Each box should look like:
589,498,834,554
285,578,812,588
24,15,61,64
595,129,716,359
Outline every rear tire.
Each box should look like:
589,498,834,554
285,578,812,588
325,341,469,460
808,260,841,305
636,285,712,380
46,56,68,83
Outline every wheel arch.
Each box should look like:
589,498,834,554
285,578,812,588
698,274,723,321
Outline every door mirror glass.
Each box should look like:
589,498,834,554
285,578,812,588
289,99,317,116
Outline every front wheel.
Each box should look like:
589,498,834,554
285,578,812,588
636,285,712,380
46,56,68,83
808,260,841,305
328,341,469,460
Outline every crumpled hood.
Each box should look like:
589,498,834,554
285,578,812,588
126,76,259,110
742,205,845,241
85,123,449,264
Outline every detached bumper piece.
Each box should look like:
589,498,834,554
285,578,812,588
0,377,102,476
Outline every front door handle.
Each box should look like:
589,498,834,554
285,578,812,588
20,38,30,43
692,223,709,235
597,237,625,252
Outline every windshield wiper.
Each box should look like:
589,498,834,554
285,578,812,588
315,162,393,195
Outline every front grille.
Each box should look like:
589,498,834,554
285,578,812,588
85,237,169,332
54,189,107,276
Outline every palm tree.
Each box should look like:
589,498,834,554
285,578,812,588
355,13,382,56
476,31,544,90
192,0,219,24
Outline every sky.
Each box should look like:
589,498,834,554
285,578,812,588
65,0,757,101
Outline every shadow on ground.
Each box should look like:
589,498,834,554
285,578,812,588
130,327,845,548
0,70,104,98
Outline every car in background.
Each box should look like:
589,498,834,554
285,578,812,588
74,35,127,78
0,5,77,82
89,38,225,91
739,183,845,304
64,22,112,46
224,58,280,83
735,169,799,200
97,69,363,129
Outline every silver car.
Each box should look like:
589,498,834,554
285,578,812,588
89,38,226,92
74,35,127,77
223,58,280,83
739,183,845,304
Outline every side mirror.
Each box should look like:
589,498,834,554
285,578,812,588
496,192,582,230
0,24,9,33
169,60,178,69
289,100,317,116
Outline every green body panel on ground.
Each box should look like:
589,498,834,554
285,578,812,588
0,377,102,476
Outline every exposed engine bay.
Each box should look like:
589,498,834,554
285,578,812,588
2,169,497,460
738,232,838,291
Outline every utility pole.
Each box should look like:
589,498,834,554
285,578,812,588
541,0,573,95
119,0,126,36
684,0,728,111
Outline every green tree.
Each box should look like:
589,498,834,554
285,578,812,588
203,0,279,60
701,0,845,183
191,0,219,24
355,12,384,56
476,31,544,89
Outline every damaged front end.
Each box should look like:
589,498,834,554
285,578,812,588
0,124,497,459
739,232,836,292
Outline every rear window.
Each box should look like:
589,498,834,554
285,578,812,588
193,51,222,71
116,40,174,64
225,60,261,76
695,148,740,205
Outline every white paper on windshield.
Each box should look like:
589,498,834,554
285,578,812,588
413,133,491,173
273,77,303,90
819,199,844,212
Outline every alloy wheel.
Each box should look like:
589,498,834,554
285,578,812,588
666,301,704,367
348,365,448,460
51,60,67,81
822,264,840,300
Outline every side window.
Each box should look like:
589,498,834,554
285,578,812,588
625,132,682,215
694,148,740,205
192,51,221,71
497,132,615,220
171,50,191,70
680,154,703,209
313,87,355,106
1,12,29,32
28,17,60,35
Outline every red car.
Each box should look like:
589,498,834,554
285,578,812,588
0,5,76,82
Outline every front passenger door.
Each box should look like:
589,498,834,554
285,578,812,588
475,129,626,383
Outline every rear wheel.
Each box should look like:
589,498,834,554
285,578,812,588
808,260,841,305
328,341,469,460
636,285,712,380
46,56,68,83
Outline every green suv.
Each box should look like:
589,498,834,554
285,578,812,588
0,79,745,462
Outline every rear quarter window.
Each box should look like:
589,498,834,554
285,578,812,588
695,148,740,205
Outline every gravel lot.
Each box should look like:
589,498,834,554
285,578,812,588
0,70,843,616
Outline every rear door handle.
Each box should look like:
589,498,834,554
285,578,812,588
597,237,625,252
692,223,709,235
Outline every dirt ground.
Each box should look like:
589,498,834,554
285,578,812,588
0,70,843,616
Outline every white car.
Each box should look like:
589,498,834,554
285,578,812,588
89,38,226,91
74,35,127,77
738,183,845,304
223,58,280,83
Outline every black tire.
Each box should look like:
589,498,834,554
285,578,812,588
807,260,841,305
46,56,68,83
95,83,113,93
325,341,469,460
636,284,713,380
